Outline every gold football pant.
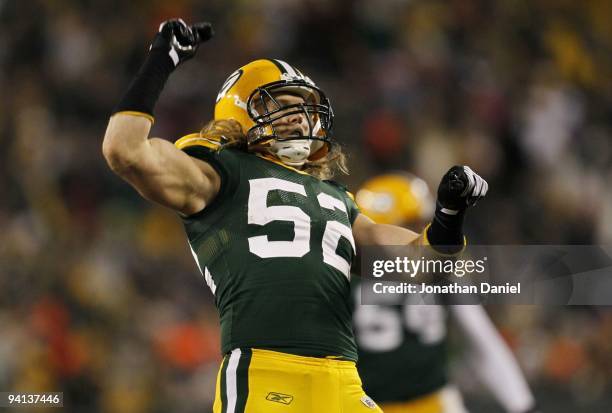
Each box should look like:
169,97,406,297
213,348,383,413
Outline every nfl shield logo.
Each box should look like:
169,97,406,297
361,395,377,409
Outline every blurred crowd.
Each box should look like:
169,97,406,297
0,0,611,412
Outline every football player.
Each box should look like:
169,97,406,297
353,173,539,413
102,19,488,412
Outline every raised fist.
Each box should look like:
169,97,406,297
436,165,488,212
151,19,214,67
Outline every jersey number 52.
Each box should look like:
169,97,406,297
247,178,356,278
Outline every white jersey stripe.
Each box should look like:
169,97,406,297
225,349,241,413
188,243,217,295
204,267,218,295
189,243,203,274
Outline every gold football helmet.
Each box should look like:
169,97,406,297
214,59,333,162
356,173,434,226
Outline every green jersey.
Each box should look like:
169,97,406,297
176,135,360,361
352,281,449,402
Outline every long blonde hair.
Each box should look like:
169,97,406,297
199,119,348,180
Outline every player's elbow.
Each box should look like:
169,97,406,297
103,138,129,174
102,130,140,176
102,113,151,175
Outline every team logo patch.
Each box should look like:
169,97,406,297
266,392,294,405
360,395,377,409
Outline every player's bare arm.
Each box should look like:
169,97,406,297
103,113,219,215
102,19,218,215
352,213,420,246
352,166,488,252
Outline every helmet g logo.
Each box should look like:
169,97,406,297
216,69,243,103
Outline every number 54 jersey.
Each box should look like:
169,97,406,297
175,134,360,361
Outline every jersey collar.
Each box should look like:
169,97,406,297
255,153,311,176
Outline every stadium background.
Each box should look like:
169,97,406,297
1,0,611,412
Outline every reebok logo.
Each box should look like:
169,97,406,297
266,392,294,405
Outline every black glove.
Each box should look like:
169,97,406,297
114,19,213,116
151,19,214,67
437,165,488,212
427,165,488,252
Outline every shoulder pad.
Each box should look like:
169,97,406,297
324,180,355,201
323,179,347,191
175,133,225,151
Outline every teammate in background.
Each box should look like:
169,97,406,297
353,173,538,413
102,20,488,412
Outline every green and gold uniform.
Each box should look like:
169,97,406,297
176,135,381,413
353,281,452,413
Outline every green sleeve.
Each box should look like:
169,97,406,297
324,179,360,224
345,190,360,225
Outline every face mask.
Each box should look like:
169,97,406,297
267,139,312,167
